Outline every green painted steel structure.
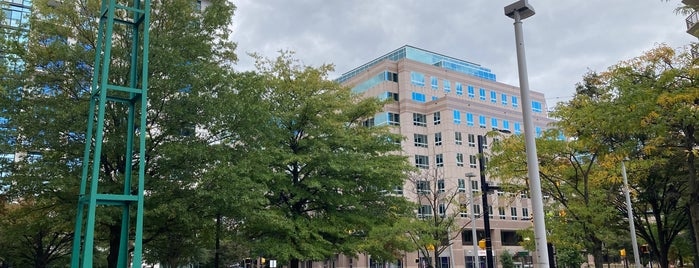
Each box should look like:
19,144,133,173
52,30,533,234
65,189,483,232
70,0,151,267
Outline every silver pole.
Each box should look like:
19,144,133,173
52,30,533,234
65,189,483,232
506,2,550,266
622,160,642,268
467,173,480,268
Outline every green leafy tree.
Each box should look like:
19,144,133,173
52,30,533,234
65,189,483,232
500,250,515,268
552,45,698,268
0,0,238,267
489,130,624,268
236,52,414,268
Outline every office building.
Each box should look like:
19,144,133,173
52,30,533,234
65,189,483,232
336,45,554,268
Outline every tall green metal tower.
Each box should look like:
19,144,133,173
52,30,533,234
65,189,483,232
71,0,151,267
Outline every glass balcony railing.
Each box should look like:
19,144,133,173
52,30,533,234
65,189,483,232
686,11,699,37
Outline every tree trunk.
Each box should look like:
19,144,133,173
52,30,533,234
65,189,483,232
215,213,221,268
291,258,300,268
107,224,120,268
684,128,699,268
591,239,604,268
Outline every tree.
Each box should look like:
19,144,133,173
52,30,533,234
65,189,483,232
405,165,474,268
549,45,698,268
489,130,625,268
500,250,515,268
236,52,414,268
0,0,238,267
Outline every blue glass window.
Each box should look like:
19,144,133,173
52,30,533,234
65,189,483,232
512,96,519,108
456,82,463,96
532,101,543,113
501,93,507,105
479,115,486,128
479,88,486,100
490,91,497,103
453,110,461,124
536,126,542,137
466,113,474,126
503,120,510,130
432,96,438,101
411,72,425,86
431,77,439,90
514,122,521,134
491,118,498,128
444,80,451,93
467,85,475,98
411,92,426,103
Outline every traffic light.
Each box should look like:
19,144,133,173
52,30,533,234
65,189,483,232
640,245,649,254
478,239,486,250
620,249,626,257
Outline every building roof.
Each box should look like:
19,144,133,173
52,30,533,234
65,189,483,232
336,45,496,83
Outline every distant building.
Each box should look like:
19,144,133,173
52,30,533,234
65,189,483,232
336,45,554,268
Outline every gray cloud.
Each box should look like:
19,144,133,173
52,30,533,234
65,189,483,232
231,0,695,108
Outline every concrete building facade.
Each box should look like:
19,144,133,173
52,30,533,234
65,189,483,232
334,45,554,268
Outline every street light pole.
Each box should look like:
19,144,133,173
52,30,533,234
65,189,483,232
504,1,550,267
621,159,642,268
466,172,480,268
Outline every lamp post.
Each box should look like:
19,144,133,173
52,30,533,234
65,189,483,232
466,172,480,268
621,159,642,268
504,1,550,267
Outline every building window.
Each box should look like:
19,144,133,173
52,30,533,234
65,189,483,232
490,91,497,103
479,88,486,100
468,134,476,147
438,203,447,218
383,92,399,101
434,132,442,146
512,96,519,108
471,180,479,193
386,71,399,82
466,113,474,126
522,207,530,220
456,82,463,95
532,101,543,113
417,180,431,194
393,186,403,195
469,155,477,168
514,122,521,134
503,120,510,131
433,112,441,125
432,96,438,101
437,179,445,193
414,134,428,148
455,131,462,145
491,118,498,129
411,92,426,103
499,207,506,219
456,153,464,167
453,110,461,124
482,136,488,149
415,155,429,169
418,205,432,218
435,153,444,167
501,93,508,105
458,178,466,193
536,126,542,137
473,204,481,218
443,80,451,93
387,113,399,126
460,203,468,218
511,207,518,220
488,205,493,219
413,113,427,127
411,72,425,86
501,230,521,246
362,118,375,127
467,85,475,98
478,115,486,128
431,77,439,90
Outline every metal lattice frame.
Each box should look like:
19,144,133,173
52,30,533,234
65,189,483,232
71,0,150,267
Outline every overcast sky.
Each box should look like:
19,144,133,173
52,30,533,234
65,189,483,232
230,0,696,108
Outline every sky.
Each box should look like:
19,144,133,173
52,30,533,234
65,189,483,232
230,0,696,108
